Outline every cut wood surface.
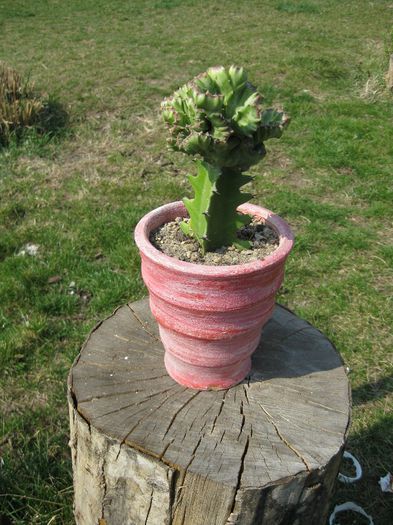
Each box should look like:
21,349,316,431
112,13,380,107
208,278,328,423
68,298,351,525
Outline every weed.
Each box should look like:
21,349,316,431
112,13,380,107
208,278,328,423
0,62,68,148
0,62,43,145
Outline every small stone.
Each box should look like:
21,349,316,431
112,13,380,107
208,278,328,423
17,243,40,257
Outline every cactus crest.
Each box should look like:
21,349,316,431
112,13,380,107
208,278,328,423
161,66,289,253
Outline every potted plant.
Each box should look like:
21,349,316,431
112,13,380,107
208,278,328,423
134,66,294,390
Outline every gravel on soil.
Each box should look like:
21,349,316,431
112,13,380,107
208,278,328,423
150,217,280,266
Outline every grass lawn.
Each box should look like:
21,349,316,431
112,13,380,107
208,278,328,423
0,0,392,523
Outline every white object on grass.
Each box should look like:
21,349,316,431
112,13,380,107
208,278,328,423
329,502,374,525
379,472,393,493
17,243,39,256
338,451,362,483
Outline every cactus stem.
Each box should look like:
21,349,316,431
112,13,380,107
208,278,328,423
161,66,289,253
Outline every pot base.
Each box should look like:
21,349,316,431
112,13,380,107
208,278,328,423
164,351,251,391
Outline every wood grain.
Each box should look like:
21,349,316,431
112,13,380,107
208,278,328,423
68,298,351,525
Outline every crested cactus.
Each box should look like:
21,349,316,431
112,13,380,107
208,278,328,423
161,66,289,253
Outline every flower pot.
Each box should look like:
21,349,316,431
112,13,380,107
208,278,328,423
134,201,294,390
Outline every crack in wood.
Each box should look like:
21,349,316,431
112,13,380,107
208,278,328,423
124,387,187,441
210,390,228,434
78,388,149,404
114,442,123,462
162,391,201,439
167,469,179,525
111,388,190,466
159,439,174,460
181,402,213,441
128,303,160,342
172,432,206,518
226,435,250,522
258,403,311,472
70,407,78,487
183,434,204,475
242,384,250,405
91,385,179,420
101,452,108,521
144,488,154,525
237,401,245,441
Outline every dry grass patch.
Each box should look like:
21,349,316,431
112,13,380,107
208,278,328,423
0,383,48,418
0,62,43,145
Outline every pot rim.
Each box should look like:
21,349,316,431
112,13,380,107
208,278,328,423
134,201,294,277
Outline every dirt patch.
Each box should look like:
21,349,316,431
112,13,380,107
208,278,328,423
150,217,279,265
263,148,293,170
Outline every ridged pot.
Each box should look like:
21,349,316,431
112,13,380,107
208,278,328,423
134,201,294,390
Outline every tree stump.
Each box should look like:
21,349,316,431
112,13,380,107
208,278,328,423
68,299,351,525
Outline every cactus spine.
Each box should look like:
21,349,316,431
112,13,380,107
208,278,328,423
161,66,289,253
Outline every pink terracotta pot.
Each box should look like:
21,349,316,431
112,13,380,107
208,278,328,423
134,201,294,390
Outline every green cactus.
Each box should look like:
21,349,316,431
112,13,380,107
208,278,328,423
161,65,289,253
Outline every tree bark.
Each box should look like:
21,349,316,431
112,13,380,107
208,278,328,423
68,299,351,525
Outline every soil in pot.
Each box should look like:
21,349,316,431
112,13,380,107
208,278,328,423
150,217,279,266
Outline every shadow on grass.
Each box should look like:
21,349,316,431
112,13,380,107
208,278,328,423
349,413,393,465
0,97,69,151
352,372,393,406
36,97,69,138
0,414,73,524
332,413,393,525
